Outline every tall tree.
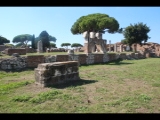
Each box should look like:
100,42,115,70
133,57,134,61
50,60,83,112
71,43,83,49
49,35,57,42
15,42,23,48
61,43,71,49
12,34,32,47
0,36,10,45
4,43,14,47
39,31,50,51
31,34,36,49
50,43,56,48
121,39,128,45
70,13,122,54
34,34,57,49
122,22,151,50
71,13,120,34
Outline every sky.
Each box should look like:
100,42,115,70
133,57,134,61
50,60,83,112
0,7,160,48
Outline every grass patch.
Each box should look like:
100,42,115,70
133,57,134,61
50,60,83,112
29,90,62,104
1,58,160,113
11,94,32,102
0,80,34,95
138,94,152,102
152,83,160,87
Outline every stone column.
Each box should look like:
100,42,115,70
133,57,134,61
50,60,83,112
109,40,111,52
120,45,123,52
84,38,93,54
114,43,117,52
126,45,130,51
37,40,43,53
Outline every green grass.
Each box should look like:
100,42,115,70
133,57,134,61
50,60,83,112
1,58,160,113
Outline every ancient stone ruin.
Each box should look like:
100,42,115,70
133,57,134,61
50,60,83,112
34,61,80,87
82,31,107,54
37,40,43,53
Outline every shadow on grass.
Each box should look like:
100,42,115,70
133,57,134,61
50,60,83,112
48,79,98,89
104,61,134,66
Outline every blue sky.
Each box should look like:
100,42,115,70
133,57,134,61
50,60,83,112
0,7,159,48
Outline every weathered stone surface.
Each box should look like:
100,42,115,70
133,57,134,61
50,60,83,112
94,54,103,63
103,53,109,62
55,55,69,62
119,53,127,60
108,54,116,61
0,53,146,71
34,61,80,87
86,53,94,64
0,57,26,70
26,55,44,68
45,55,56,63
12,53,20,57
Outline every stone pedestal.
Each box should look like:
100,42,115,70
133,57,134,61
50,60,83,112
34,61,80,87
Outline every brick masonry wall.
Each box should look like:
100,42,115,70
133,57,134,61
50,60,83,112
119,53,127,59
5,48,26,55
78,54,87,65
0,53,147,70
130,53,135,59
26,55,45,68
94,54,103,63
55,55,69,62
108,54,116,61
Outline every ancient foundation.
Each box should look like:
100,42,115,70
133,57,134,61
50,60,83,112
34,61,80,87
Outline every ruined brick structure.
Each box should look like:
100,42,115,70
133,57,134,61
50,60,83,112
84,38,107,53
34,61,80,87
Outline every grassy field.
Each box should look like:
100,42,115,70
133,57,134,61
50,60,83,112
0,58,160,113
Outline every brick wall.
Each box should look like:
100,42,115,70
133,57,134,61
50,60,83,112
0,53,147,71
108,54,116,61
94,54,103,63
119,53,127,59
55,55,69,62
26,55,45,68
78,54,87,65
5,48,26,55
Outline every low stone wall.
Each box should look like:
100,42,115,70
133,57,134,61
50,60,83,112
26,55,45,68
0,52,147,71
108,54,116,61
94,54,104,64
119,53,127,59
34,61,80,87
78,54,87,65
4,48,26,55
55,55,69,62
0,57,26,70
